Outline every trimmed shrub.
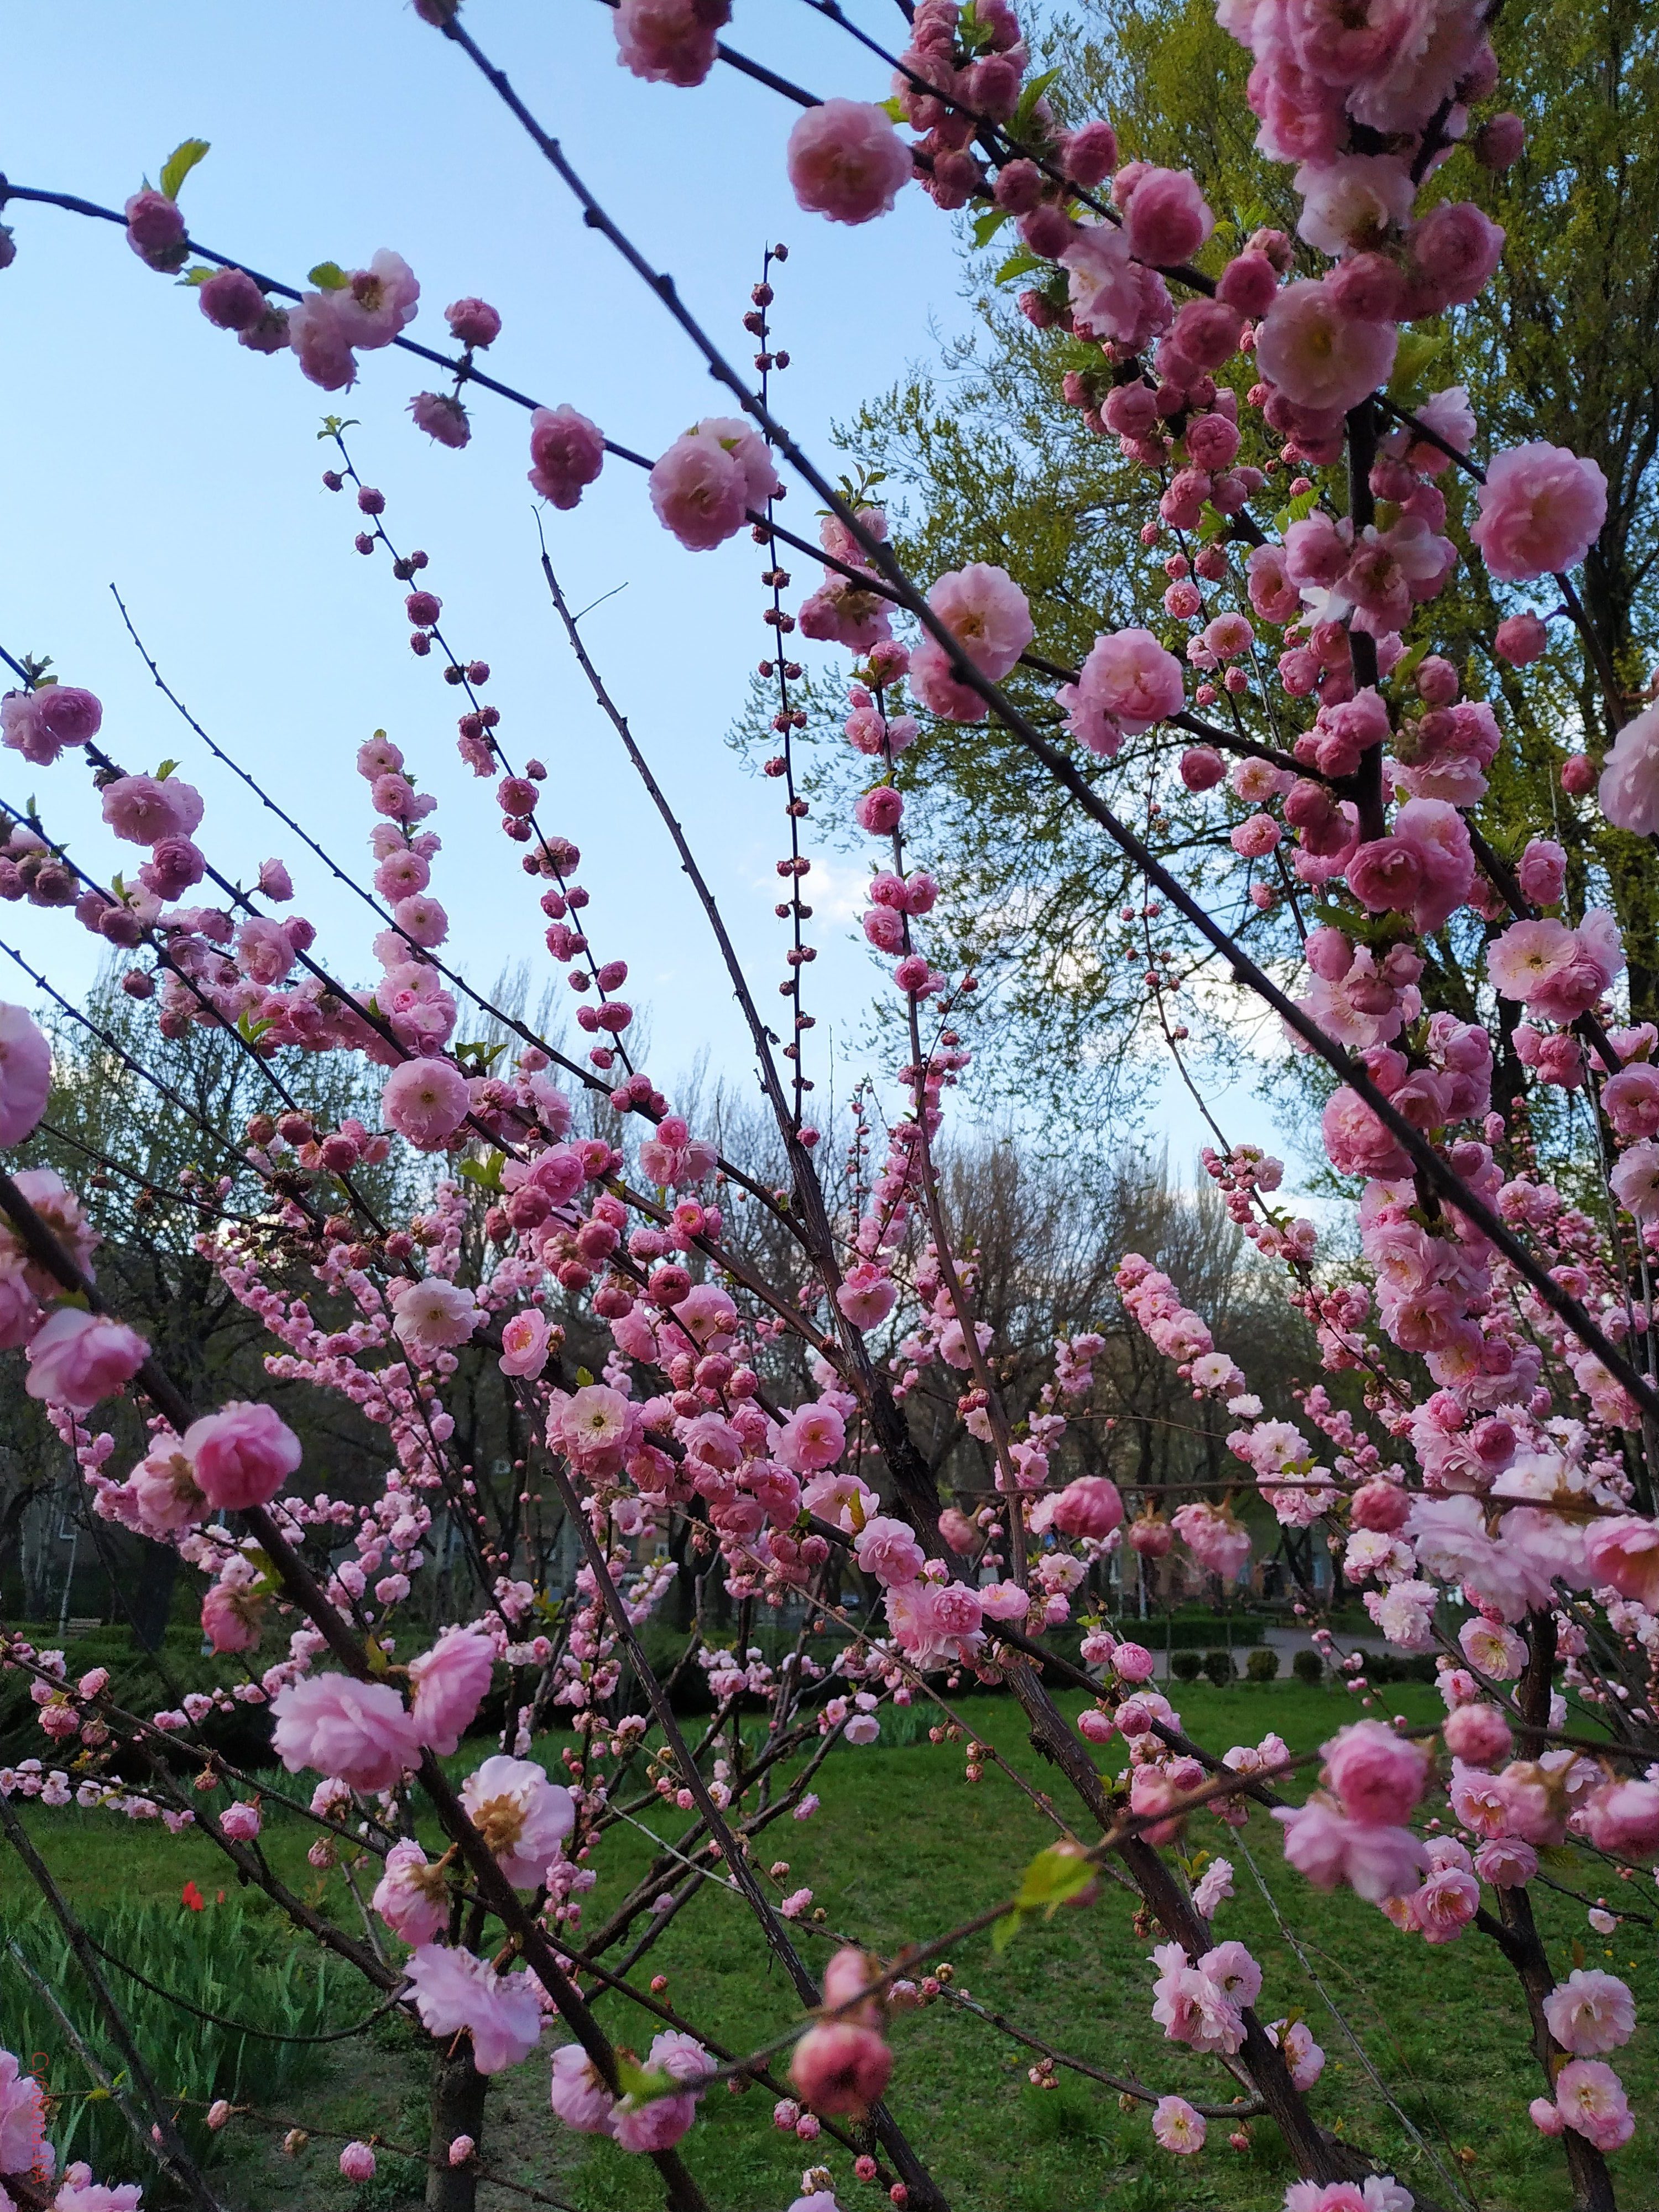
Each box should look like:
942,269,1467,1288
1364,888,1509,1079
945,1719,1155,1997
1246,1646,1280,1683
1171,1650,1202,1683
1292,1648,1324,1686
1202,1648,1237,1687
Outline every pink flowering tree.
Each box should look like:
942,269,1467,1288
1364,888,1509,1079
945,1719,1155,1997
2,7,1659,2212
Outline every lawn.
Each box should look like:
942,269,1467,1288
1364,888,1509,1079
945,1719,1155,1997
2,1678,1651,2212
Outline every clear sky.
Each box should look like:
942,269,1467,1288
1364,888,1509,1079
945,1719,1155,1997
0,1,1297,1183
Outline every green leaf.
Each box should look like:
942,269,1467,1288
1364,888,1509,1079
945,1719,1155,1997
614,2055,671,2103
972,207,1012,251
1389,639,1430,689
155,758,179,780
236,1009,275,1046
879,95,906,123
1011,66,1061,139
995,249,1044,290
179,265,216,287
307,260,349,291
993,247,1047,289
991,1906,1028,1953
1387,330,1443,400
159,139,210,201
1014,1840,1098,1916
455,1038,507,1073
456,1150,506,1193
317,415,360,439
575,1365,595,1387
1270,486,1322,536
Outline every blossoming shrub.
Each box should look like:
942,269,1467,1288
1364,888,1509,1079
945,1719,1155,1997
2,2,1658,2209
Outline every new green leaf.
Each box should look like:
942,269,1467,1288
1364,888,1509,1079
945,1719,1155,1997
159,139,210,201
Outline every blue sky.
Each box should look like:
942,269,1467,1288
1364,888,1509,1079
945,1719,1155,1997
1,1,1289,1179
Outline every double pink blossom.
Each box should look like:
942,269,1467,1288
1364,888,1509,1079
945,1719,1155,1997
270,1673,422,1793
787,100,912,224
1469,441,1608,581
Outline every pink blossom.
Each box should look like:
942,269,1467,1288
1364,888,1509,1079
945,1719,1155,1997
1553,2058,1634,2152
1583,1514,1659,1606
1199,1939,1261,2007
1515,837,1567,908
1061,628,1185,751
392,1277,482,1358
1323,1721,1429,1826
1246,544,1301,627
2,684,103,765
789,2022,892,2116
403,1944,542,2074
446,298,501,348
1581,1778,1659,1860
331,252,419,351
1408,1865,1479,1942
1150,1941,1245,2052
787,100,912,224
0,2049,49,2176
1171,1500,1252,1579
528,405,606,511
1293,155,1413,254
1610,1140,1659,1222
1062,223,1172,351
409,392,470,448
382,1057,470,1149
498,1308,551,1379
1231,812,1282,859
853,1514,925,1587
1407,200,1505,309
410,1628,495,1755
1274,1796,1426,1901
271,1673,422,1792
1543,1969,1635,2056
126,186,188,269
914,564,1034,712
1486,917,1577,1004
613,0,727,87
100,773,204,845
339,2142,376,2183
776,1401,846,1473
611,2030,709,2151
1602,1062,1659,1139
836,1262,897,1331
199,267,267,331
1254,281,1397,413
549,2043,617,2133
1048,1475,1124,1540
1123,166,1213,265
373,1839,450,1945
0,1004,51,1147
1151,2095,1206,2153
1473,1837,1537,1888
183,1401,300,1510
649,420,775,550
25,1308,148,1415
1470,442,1608,582
461,1754,574,1886
1598,700,1659,836
287,290,358,390
1442,1704,1511,1767
1495,611,1549,665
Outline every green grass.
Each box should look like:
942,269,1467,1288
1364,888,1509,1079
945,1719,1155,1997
2,1681,1652,2211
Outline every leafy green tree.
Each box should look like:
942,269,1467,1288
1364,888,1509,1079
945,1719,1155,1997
769,0,1659,1147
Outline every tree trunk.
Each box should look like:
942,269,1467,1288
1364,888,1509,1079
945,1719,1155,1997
426,2039,489,2212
